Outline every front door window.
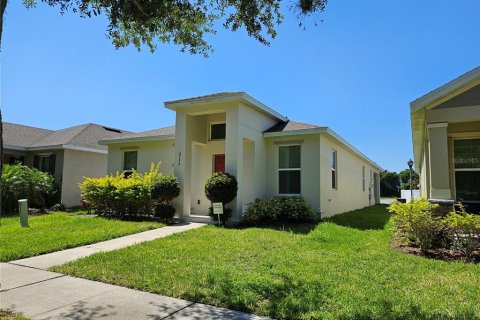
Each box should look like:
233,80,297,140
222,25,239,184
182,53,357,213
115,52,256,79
213,154,225,173
454,139,480,202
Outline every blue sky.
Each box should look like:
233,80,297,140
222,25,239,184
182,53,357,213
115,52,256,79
2,0,479,172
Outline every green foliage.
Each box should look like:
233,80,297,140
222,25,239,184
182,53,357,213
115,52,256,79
241,196,315,225
204,172,238,223
80,163,179,217
443,205,480,258
1,164,55,212
204,172,238,204
380,170,400,197
151,175,181,203
399,168,419,190
23,0,328,56
154,204,176,224
388,198,443,252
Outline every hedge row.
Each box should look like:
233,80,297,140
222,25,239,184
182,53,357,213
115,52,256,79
80,164,180,221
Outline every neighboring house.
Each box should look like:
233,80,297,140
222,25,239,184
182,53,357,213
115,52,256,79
101,92,381,221
3,122,130,207
410,67,480,210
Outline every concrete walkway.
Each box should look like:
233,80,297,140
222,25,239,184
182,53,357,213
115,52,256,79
1,222,270,319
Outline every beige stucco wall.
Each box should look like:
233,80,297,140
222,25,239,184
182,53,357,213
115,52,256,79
61,149,107,207
107,140,175,175
265,134,321,213
319,135,380,217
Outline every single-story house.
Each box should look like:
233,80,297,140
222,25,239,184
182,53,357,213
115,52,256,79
101,92,382,222
3,122,130,207
410,66,480,212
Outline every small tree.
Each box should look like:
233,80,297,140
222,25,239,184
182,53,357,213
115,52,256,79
204,172,238,224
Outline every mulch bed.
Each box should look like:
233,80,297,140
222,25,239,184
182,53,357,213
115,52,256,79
392,245,480,264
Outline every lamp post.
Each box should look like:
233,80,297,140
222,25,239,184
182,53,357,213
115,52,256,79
407,159,414,200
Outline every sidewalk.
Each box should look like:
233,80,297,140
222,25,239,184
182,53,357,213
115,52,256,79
1,222,270,319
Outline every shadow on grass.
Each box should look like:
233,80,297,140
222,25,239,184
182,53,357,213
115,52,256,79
230,221,320,235
326,204,391,231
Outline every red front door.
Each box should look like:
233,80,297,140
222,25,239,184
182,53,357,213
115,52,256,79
213,154,225,173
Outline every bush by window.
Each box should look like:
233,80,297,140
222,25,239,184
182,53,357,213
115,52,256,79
241,196,315,225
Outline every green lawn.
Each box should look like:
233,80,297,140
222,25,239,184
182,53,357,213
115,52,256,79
51,205,480,320
0,212,164,262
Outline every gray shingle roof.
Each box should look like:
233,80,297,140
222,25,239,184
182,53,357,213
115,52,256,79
4,122,131,151
264,120,320,133
100,126,175,144
3,123,53,148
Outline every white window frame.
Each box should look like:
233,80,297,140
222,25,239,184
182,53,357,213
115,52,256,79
209,121,226,141
331,149,337,190
122,149,138,175
452,137,480,203
362,165,365,192
278,144,301,195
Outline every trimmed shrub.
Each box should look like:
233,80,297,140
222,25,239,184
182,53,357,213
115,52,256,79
1,164,55,212
80,163,179,218
151,174,181,223
443,205,480,258
154,204,176,224
151,175,181,203
388,198,443,252
241,196,315,225
204,172,238,223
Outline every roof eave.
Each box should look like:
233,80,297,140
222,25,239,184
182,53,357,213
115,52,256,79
263,127,327,138
410,66,480,112
100,135,176,145
165,92,288,122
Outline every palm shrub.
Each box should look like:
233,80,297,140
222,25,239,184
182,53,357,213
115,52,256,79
388,198,443,252
1,164,55,213
204,172,238,224
151,175,181,223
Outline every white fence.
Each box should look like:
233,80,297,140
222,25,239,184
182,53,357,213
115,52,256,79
401,189,421,202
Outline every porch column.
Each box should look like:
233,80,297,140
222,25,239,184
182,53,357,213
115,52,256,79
173,112,192,218
427,122,452,199
225,106,244,220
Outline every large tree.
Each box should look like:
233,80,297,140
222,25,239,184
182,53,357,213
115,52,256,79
0,0,328,215
380,170,400,197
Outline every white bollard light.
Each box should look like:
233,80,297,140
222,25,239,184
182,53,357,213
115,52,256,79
18,199,29,227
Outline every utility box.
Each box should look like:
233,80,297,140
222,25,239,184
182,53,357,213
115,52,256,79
18,199,29,227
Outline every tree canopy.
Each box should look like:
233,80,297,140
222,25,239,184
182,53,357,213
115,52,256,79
380,170,400,197
20,0,328,56
399,169,419,190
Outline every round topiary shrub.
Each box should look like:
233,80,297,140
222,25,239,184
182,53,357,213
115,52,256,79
151,175,181,203
204,172,238,223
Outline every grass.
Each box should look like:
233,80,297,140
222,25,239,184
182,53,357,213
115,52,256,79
0,212,164,262
52,205,480,320
0,309,30,320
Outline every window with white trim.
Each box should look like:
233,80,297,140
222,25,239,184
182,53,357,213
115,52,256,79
278,145,301,194
123,151,138,177
454,138,480,201
331,149,337,190
362,165,365,191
